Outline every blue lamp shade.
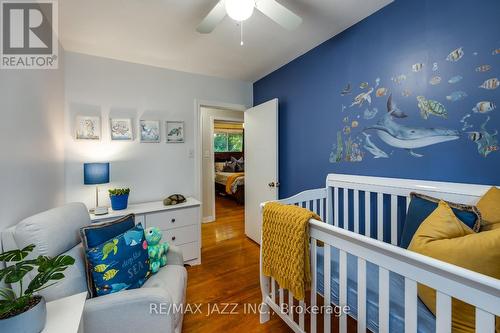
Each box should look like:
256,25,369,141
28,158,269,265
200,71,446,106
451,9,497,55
84,163,110,185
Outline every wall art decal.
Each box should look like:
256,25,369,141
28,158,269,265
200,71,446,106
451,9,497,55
475,65,492,72
140,120,160,143
469,117,498,157
446,91,467,102
448,75,463,84
341,83,352,96
479,78,499,90
446,47,464,62
472,101,496,114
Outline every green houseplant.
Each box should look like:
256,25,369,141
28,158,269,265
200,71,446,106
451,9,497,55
0,244,75,333
109,188,130,210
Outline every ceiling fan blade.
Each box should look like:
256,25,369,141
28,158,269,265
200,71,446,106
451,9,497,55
196,0,227,34
255,0,302,31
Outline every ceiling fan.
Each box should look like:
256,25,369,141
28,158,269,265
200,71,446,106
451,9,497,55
196,0,302,34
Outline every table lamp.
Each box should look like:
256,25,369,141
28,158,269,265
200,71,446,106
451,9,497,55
84,162,110,215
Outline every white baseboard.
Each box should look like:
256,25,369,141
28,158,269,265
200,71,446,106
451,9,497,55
202,216,215,223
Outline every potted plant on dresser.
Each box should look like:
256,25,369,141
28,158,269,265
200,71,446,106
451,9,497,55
0,244,75,333
109,188,130,210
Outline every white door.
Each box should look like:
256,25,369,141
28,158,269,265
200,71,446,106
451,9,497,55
244,99,279,244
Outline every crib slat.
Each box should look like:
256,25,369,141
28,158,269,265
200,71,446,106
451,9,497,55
271,278,276,303
404,277,418,333
377,193,384,241
365,191,371,237
436,292,452,333
391,195,398,245
310,239,317,332
334,187,339,227
306,200,311,211
476,308,495,332
299,300,305,330
324,245,331,333
313,199,318,215
343,188,348,230
357,258,367,333
379,267,390,333
407,196,411,212
339,250,347,333
354,190,359,234
288,291,293,321
327,187,333,225
320,198,325,221
279,288,284,313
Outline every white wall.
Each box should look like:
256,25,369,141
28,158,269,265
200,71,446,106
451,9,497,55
201,108,244,221
64,52,252,208
0,50,65,233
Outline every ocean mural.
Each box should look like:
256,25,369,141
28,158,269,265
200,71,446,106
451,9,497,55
254,0,500,198
329,45,499,163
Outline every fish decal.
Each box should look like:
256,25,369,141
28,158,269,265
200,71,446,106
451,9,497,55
363,107,378,120
448,75,463,84
376,87,388,97
350,88,373,108
446,47,464,62
460,114,473,131
365,113,460,157
475,65,492,72
360,82,369,89
432,62,438,71
479,78,499,90
412,63,424,72
402,89,411,97
470,116,498,157
472,101,496,114
341,105,347,112
103,269,119,281
473,52,478,56
124,229,143,246
375,77,381,87
417,96,447,119
391,74,406,84
341,83,352,96
94,264,109,273
492,49,500,56
446,91,467,102
351,121,359,128
387,93,408,118
102,239,118,260
363,133,388,159
429,76,442,85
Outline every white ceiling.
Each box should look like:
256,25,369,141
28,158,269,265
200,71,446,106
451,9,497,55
60,0,392,82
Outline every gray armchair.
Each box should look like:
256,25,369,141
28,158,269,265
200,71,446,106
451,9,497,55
1,203,187,333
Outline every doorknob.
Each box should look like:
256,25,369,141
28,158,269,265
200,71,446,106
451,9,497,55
268,182,280,188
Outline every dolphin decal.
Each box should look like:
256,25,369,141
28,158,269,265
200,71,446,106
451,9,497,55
363,133,389,158
365,114,460,157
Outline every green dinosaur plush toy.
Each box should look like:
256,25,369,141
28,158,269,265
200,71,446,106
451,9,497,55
144,227,169,273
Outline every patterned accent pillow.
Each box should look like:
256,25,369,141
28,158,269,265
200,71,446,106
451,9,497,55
85,223,150,297
232,157,244,172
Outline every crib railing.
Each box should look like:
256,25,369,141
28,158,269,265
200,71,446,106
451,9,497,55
260,174,500,333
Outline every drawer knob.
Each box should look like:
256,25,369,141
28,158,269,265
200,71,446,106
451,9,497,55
171,236,176,241
171,218,176,223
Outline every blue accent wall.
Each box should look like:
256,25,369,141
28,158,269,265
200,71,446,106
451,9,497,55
254,0,500,198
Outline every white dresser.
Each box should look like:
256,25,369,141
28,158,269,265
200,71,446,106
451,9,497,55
89,198,201,265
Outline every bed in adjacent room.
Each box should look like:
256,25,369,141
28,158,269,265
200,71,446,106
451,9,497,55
214,157,245,205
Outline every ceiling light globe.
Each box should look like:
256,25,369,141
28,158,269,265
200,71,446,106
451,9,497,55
225,0,255,21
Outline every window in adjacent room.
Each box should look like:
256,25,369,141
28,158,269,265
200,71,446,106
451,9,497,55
213,122,243,152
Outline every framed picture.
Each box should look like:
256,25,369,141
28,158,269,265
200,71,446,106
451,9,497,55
140,120,161,143
110,118,133,141
75,116,101,140
166,121,185,143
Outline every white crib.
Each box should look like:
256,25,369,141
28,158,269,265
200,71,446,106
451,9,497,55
259,173,500,333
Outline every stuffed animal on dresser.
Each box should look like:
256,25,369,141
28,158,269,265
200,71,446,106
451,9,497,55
144,227,169,273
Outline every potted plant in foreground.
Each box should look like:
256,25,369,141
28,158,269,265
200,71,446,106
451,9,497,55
109,188,131,210
0,244,75,333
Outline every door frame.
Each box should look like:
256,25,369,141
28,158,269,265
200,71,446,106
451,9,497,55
194,100,248,222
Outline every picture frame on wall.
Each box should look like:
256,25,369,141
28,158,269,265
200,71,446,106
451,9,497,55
75,115,101,140
140,120,161,143
110,118,133,141
165,121,184,143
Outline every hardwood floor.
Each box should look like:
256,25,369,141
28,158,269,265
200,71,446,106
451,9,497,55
183,196,292,332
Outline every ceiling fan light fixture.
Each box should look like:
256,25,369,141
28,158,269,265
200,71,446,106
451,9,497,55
225,0,255,22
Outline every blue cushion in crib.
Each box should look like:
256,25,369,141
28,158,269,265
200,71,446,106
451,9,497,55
399,192,481,249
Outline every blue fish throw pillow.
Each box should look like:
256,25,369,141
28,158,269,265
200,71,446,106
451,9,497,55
85,223,150,297
400,192,482,248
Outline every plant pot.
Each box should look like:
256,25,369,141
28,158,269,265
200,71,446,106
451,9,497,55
0,296,46,333
110,194,129,210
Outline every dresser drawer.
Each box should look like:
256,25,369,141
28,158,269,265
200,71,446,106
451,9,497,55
146,207,199,230
163,225,197,246
178,242,198,261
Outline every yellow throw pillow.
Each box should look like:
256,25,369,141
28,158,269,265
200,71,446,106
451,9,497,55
477,186,500,231
408,201,500,333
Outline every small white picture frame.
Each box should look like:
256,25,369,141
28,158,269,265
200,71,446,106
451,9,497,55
166,121,185,143
75,116,101,140
110,118,133,141
140,120,161,143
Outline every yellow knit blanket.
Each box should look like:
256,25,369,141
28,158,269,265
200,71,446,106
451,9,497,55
261,202,321,301
225,172,244,194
